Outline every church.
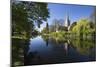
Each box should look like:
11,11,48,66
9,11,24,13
45,13,71,32
64,14,71,31
55,14,71,32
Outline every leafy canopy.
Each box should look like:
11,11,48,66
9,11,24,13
72,19,95,34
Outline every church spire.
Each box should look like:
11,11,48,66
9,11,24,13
64,12,70,27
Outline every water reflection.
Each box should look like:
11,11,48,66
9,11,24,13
12,38,30,67
24,35,95,65
71,38,95,56
12,35,96,66
64,42,68,51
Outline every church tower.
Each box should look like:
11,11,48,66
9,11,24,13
64,13,70,31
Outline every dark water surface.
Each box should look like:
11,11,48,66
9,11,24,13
12,35,96,66
23,35,96,66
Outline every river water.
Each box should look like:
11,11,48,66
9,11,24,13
24,35,96,65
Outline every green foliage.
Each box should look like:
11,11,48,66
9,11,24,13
21,1,50,28
72,19,95,36
69,22,77,31
12,2,28,32
12,1,49,38
42,27,48,34
41,22,49,34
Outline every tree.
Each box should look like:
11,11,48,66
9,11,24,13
69,22,77,31
12,1,50,38
51,19,65,32
46,22,49,33
49,25,55,32
12,1,28,34
21,1,50,28
41,22,49,34
89,8,96,24
72,19,95,37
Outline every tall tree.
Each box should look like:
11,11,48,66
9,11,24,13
12,1,50,38
89,8,96,24
46,22,49,33
20,1,50,28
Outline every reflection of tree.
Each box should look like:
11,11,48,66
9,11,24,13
24,40,30,58
41,35,49,46
12,38,28,66
24,51,43,65
46,39,49,46
12,38,30,67
71,38,95,56
41,33,95,62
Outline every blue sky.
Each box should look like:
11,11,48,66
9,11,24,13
37,3,95,32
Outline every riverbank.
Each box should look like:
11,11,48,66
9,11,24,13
42,31,95,41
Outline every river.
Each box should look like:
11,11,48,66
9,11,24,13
23,35,96,65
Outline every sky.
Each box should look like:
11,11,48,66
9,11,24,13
37,3,95,32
